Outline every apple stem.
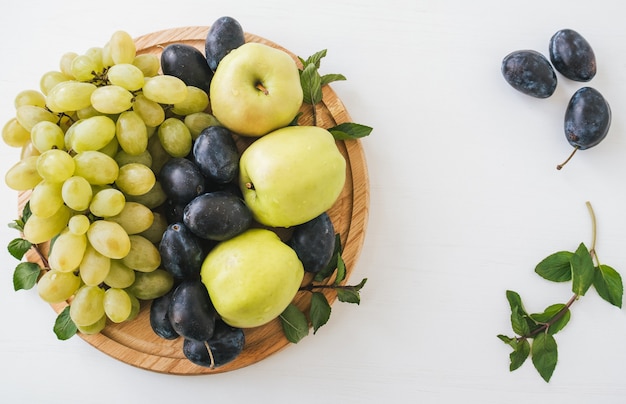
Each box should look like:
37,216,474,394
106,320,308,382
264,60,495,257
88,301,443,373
556,146,579,170
255,82,269,95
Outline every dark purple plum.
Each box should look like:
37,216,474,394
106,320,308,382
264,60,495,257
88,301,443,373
161,43,214,93
183,191,252,241
288,212,336,273
501,50,557,98
205,16,245,72
182,320,245,368
192,126,239,184
549,29,596,82
159,222,205,280
168,280,217,341
159,158,206,204
557,87,611,169
149,289,179,340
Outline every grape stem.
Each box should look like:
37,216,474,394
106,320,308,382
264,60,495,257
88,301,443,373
33,244,49,270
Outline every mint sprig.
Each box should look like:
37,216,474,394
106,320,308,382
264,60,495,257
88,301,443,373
498,201,623,382
279,233,367,343
297,50,372,140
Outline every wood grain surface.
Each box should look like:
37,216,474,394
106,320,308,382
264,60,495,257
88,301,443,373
21,26,369,375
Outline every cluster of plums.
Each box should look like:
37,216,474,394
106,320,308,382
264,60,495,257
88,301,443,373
147,16,337,369
501,29,611,169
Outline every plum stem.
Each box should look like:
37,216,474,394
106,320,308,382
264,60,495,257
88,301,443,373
556,146,580,170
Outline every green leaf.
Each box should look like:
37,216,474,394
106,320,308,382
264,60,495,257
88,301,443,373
310,292,331,334
314,234,342,282
279,303,309,343
299,49,327,69
300,63,322,105
571,243,595,296
531,332,558,382
530,304,570,335
8,219,25,232
333,253,346,285
509,338,531,371
593,264,623,308
497,334,516,348
328,122,373,140
336,286,361,304
53,306,77,340
505,291,539,337
13,262,41,291
7,238,32,260
534,251,574,282
320,73,346,86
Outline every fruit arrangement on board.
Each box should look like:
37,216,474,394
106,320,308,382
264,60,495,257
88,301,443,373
3,16,372,370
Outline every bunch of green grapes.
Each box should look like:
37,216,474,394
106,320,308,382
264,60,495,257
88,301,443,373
2,30,214,334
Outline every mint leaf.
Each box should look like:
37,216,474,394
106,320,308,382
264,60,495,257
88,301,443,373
314,234,342,282
320,73,346,86
333,253,346,285
531,332,558,382
593,264,623,308
298,49,327,69
279,303,309,343
530,304,570,335
510,338,531,371
505,290,539,336
8,219,25,232
535,251,574,282
300,63,322,105
329,122,373,140
13,262,41,291
336,286,361,304
53,306,77,340
8,238,32,260
571,243,595,296
310,292,331,334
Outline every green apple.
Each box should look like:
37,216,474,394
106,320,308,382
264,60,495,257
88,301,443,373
200,228,304,328
239,125,346,227
209,42,303,137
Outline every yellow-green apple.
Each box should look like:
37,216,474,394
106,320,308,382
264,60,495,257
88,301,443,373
239,125,346,227
209,42,303,137
200,228,304,328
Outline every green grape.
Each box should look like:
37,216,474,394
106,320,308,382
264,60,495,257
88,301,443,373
21,141,41,159
116,110,148,155
124,180,167,209
15,105,57,132
125,269,174,300
115,163,155,196
70,54,100,82
109,30,136,65
84,47,105,73
30,121,65,152
107,63,145,91
59,51,78,78
29,180,64,218
76,314,106,335
73,151,119,185
79,243,111,286
76,105,104,120
70,115,116,152
132,93,165,128
87,219,131,259
121,234,161,273
132,53,160,77
48,228,87,273
37,269,81,303
39,70,71,95
69,285,105,327
183,112,221,139
157,117,192,158
104,259,136,289
126,292,141,321
36,149,75,183
138,211,168,243
2,118,31,147
91,85,133,114
90,188,125,217
101,41,114,68
114,149,152,168
5,156,42,190
68,214,91,235
22,205,70,244
46,81,97,113
62,175,93,211
142,75,188,105
103,288,133,323
107,201,154,235
98,136,120,158
14,89,46,108
171,86,209,116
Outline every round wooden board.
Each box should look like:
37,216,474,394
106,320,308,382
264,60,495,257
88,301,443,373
20,26,369,375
